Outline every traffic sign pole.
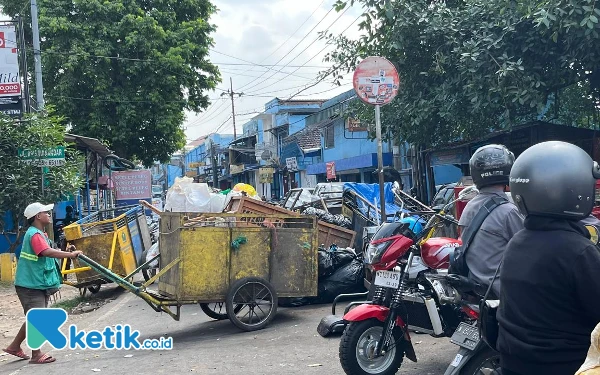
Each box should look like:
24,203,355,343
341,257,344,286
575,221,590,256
352,56,400,223
375,104,385,220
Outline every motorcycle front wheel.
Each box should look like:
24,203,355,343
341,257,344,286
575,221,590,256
339,318,405,375
459,345,501,375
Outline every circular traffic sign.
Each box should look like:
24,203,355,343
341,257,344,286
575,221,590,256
353,56,399,106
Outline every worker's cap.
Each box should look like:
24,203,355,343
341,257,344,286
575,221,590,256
24,202,54,219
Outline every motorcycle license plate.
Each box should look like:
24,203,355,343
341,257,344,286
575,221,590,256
450,322,480,351
374,270,401,288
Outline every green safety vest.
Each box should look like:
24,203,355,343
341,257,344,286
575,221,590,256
15,226,61,290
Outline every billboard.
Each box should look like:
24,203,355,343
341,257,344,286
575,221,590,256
112,170,152,201
0,25,21,98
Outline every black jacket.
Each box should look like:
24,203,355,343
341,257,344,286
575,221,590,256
497,216,600,375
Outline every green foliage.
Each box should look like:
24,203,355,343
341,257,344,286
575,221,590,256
0,113,84,252
326,0,600,147
0,0,220,165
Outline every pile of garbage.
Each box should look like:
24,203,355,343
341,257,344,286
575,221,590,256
163,179,262,213
279,244,365,307
301,207,352,229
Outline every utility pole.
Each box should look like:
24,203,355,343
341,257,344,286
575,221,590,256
220,77,242,140
17,16,31,113
211,140,219,189
30,0,44,109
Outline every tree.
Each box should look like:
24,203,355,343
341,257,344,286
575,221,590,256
0,0,220,165
0,113,84,253
324,0,600,147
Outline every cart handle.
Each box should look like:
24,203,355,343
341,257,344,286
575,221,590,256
77,254,140,293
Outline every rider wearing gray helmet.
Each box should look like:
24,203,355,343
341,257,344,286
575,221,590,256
497,141,600,375
458,144,524,297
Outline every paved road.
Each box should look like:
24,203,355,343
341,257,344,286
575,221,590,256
1,286,457,375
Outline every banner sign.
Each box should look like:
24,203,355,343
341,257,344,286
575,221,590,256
0,25,21,97
112,170,152,200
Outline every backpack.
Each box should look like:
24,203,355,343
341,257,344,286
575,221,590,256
449,195,509,277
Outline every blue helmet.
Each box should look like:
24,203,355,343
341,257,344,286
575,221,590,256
400,216,424,236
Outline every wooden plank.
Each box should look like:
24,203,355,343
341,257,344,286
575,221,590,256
158,213,181,297
317,220,356,248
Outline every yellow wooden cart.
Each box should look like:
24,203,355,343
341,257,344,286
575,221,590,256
77,212,319,331
61,205,153,295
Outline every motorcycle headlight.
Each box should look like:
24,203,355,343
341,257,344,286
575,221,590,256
365,242,390,265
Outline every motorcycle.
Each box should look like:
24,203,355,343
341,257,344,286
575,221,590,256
141,215,160,283
337,186,498,375
441,275,500,375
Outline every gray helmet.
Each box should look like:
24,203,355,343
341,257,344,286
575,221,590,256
469,144,515,188
509,141,600,220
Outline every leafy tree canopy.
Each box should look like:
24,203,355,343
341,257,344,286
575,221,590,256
0,0,220,165
325,0,600,147
0,112,84,253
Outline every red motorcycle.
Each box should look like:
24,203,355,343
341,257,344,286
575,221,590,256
338,190,491,375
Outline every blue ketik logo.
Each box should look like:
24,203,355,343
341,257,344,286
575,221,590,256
26,308,173,350
26,308,68,350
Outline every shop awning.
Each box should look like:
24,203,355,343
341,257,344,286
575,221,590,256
65,133,112,157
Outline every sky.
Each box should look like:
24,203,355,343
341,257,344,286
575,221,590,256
183,0,364,142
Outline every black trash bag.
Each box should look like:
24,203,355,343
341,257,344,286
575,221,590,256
315,259,365,304
332,248,356,269
278,297,312,307
279,258,365,307
318,249,336,279
302,207,352,229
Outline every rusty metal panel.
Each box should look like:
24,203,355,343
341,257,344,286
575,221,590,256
179,227,230,300
229,228,271,283
270,226,318,297
158,213,181,298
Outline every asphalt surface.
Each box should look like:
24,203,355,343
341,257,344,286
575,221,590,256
1,286,457,375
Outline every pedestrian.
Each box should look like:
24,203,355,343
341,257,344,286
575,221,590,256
2,202,82,364
497,141,600,375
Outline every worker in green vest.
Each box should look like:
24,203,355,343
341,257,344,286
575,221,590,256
3,202,81,364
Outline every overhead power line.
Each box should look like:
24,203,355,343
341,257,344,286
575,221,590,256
237,1,335,91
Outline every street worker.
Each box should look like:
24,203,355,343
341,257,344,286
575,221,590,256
455,144,523,298
497,141,600,375
2,202,82,364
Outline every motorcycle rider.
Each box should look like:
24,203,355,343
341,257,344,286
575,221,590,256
498,141,600,375
457,144,524,298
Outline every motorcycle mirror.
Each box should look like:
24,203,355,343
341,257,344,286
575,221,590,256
593,162,600,179
458,185,478,200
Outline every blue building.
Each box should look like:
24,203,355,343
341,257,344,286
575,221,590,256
228,99,324,199
164,133,234,190
263,98,324,198
281,90,394,183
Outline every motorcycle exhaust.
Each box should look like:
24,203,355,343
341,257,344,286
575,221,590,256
424,297,444,336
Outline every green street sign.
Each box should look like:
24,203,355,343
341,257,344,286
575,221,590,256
18,146,66,167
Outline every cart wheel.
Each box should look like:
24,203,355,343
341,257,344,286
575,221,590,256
226,277,278,332
142,268,157,284
200,303,243,320
88,284,101,294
